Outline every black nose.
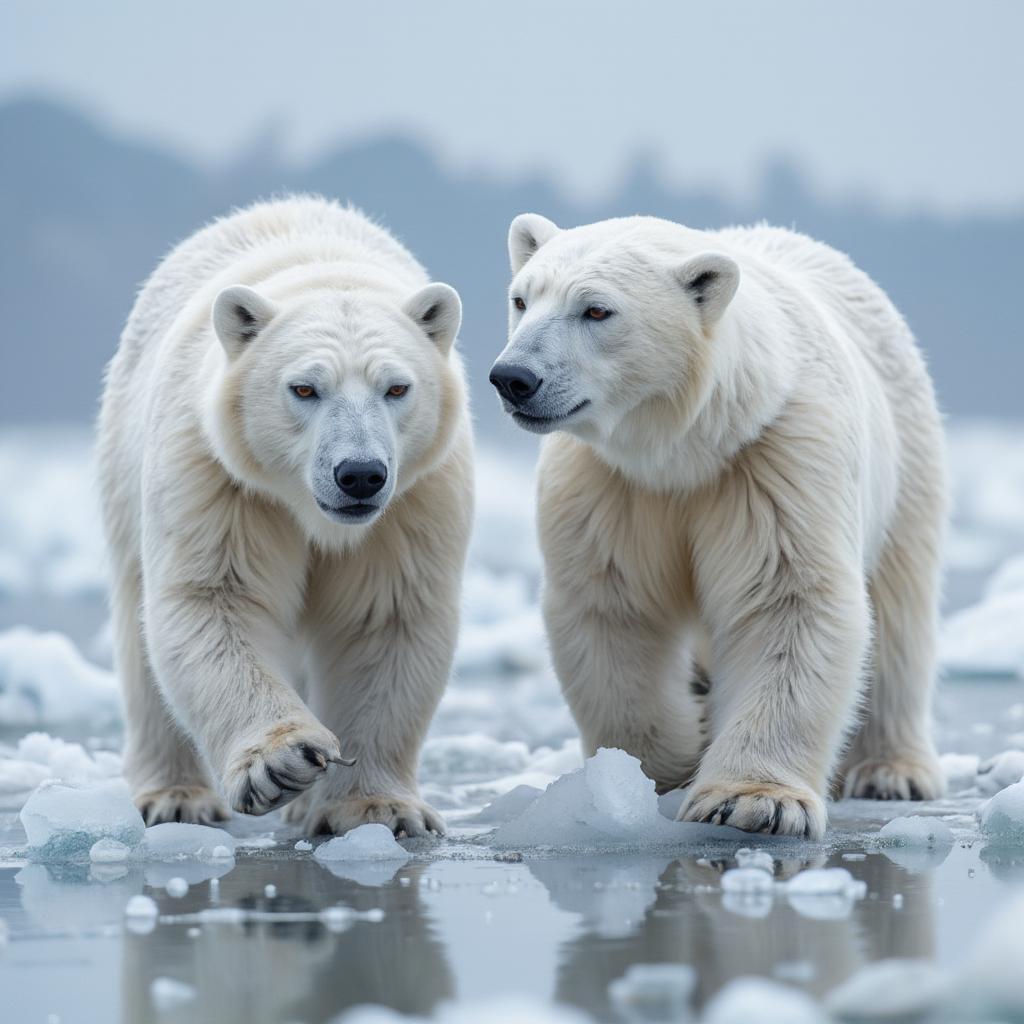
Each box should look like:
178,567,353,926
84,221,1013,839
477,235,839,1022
334,460,388,499
489,363,542,405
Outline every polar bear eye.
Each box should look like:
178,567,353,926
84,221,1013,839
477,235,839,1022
512,297,526,311
386,384,409,398
584,306,613,321
290,384,317,399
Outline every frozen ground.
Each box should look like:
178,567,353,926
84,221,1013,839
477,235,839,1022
2,423,1024,1023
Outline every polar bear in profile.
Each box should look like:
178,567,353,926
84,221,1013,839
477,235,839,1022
490,213,946,839
98,196,472,835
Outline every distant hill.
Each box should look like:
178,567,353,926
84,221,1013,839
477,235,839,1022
1,96,1020,431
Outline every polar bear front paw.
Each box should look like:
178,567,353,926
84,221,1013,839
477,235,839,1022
223,719,347,816
306,795,446,838
136,785,230,826
680,780,826,840
843,755,946,801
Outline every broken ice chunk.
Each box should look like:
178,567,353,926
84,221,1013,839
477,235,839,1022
140,823,236,861
89,837,131,863
781,867,867,921
878,815,954,848
470,784,543,825
21,779,144,862
313,824,411,863
979,780,1024,844
735,847,775,873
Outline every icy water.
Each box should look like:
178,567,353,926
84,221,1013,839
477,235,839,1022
0,680,1020,1024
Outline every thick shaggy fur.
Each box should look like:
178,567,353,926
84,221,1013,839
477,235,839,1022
492,214,946,840
98,196,472,835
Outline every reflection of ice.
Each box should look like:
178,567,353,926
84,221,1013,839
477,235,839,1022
824,958,948,1020
529,856,671,940
15,862,143,931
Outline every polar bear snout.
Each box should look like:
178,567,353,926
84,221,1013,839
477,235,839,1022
334,459,388,500
489,363,542,406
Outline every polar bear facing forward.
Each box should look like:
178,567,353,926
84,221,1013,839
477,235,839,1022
490,214,946,840
98,196,472,835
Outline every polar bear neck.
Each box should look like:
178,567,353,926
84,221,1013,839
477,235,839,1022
591,287,800,494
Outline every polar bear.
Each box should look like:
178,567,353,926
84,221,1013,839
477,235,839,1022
490,214,946,839
98,196,472,836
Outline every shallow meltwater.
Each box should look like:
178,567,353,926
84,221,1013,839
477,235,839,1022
0,782,1020,1022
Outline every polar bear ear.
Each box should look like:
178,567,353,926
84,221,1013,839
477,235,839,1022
508,213,561,274
212,285,279,358
403,283,462,355
676,253,740,329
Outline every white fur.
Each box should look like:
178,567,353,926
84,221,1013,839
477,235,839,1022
493,214,947,840
98,196,473,836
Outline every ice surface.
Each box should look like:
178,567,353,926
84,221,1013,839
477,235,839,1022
0,628,119,726
20,779,144,861
979,779,1024,844
493,748,734,851
150,977,197,1012
468,784,542,825
607,963,696,1022
702,977,826,1024
141,823,237,861
313,824,411,863
0,428,106,599
825,958,948,1020
976,749,1024,795
940,554,1024,677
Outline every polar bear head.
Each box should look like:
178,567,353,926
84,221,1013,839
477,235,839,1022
205,280,463,538
490,214,739,448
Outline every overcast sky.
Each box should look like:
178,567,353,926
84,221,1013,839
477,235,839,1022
3,1,1022,213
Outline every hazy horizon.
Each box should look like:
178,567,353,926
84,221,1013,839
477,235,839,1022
3,1,1023,215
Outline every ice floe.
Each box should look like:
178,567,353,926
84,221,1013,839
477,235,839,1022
314,823,411,864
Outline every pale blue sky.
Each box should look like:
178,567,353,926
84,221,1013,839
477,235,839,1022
2,0,1022,212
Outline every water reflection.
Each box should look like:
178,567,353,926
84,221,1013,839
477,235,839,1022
530,850,936,1021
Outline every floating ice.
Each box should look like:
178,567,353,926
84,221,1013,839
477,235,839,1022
607,963,695,1022
825,958,948,1020
313,824,411,863
21,779,144,861
977,750,1024,795
90,838,130,863
0,629,119,726
294,839,313,852
878,815,955,848
0,732,121,803
781,868,867,921
493,748,732,850
979,780,1024,844
470,784,542,825
703,977,826,1024
150,977,197,1012
940,752,980,793
140,823,237,861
